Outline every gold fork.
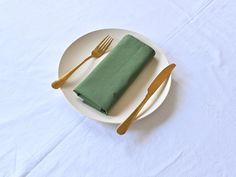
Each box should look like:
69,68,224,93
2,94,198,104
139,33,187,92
51,35,113,89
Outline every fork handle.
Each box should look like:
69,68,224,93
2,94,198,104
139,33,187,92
51,55,92,89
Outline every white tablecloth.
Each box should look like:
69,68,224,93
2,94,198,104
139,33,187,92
1,0,236,176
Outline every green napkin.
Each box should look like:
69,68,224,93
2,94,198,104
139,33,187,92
73,34,155,114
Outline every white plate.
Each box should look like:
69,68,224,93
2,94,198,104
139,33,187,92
59,28,171,124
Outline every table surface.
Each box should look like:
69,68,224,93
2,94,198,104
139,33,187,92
1,0,236,177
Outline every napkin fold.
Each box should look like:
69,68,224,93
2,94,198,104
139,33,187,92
73,34,155,114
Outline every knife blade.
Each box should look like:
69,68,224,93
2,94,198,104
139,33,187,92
116,63,176,135
147,63,176,96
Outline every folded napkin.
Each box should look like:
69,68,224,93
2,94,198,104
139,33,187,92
74,34,155,114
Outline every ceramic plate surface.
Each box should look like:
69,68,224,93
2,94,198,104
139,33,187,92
59,28,171,124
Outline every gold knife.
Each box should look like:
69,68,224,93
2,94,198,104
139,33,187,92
116,63,176,135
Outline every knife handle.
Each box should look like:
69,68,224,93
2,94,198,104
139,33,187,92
116,94,150,135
